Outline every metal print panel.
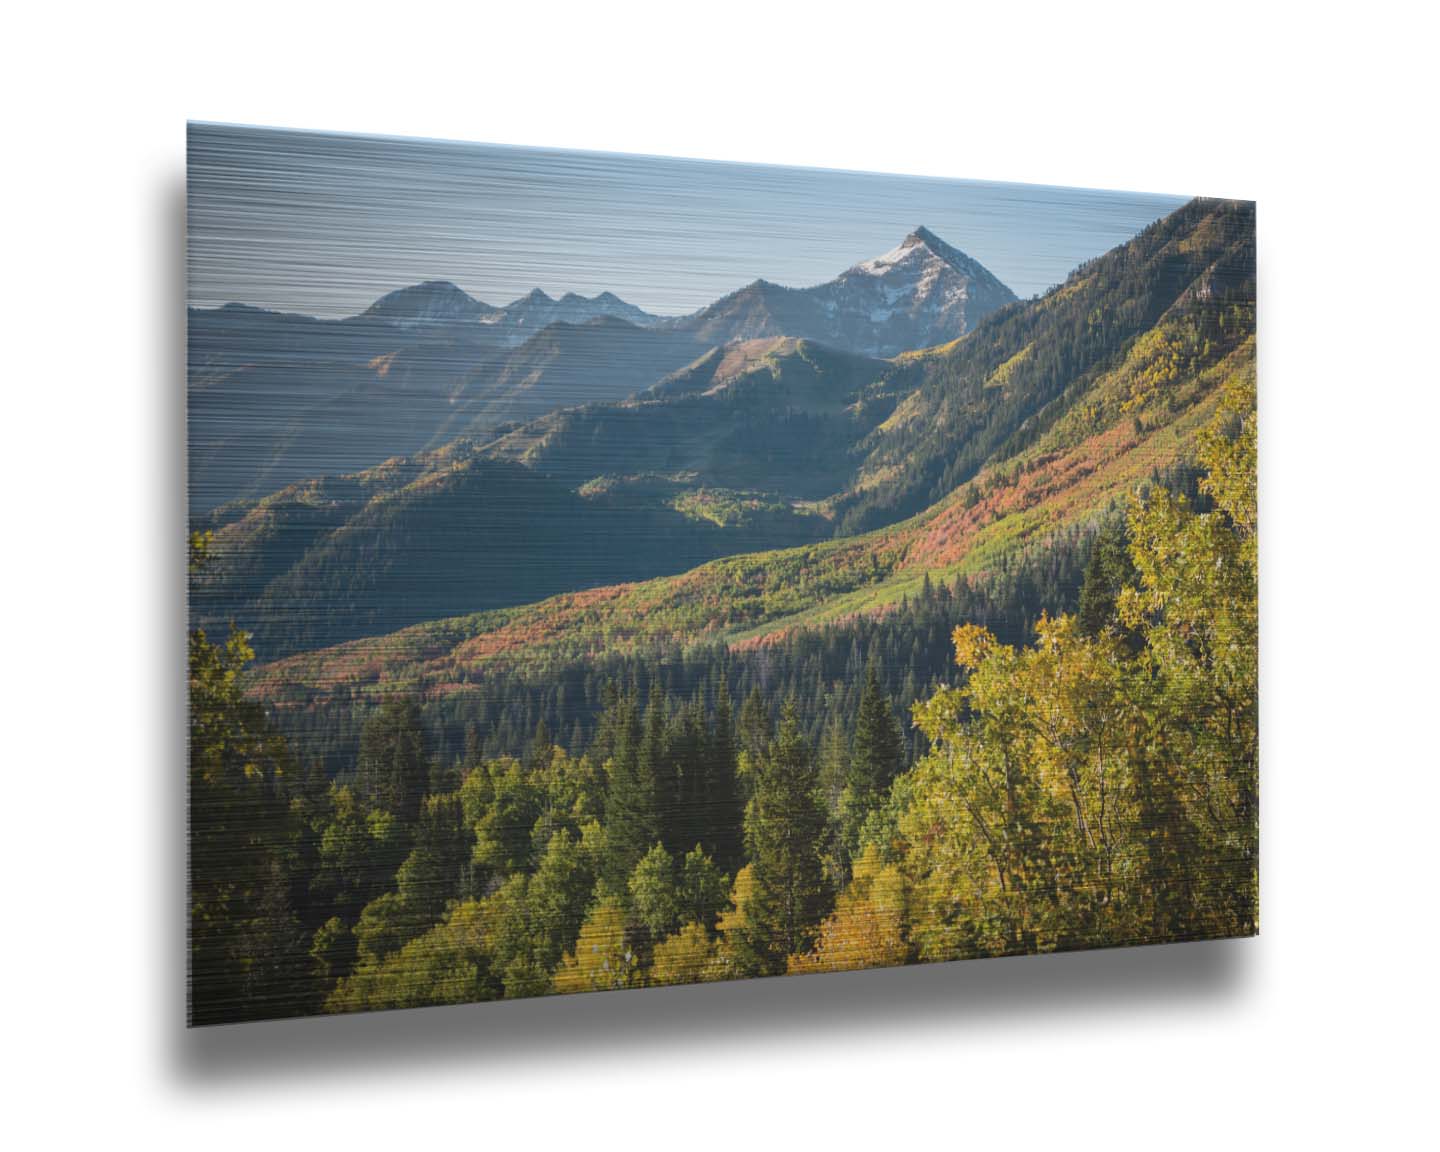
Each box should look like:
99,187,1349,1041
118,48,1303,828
187,123,1257,1025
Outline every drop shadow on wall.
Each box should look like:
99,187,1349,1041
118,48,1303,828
159,171,1254,1090
173,937,1250,1086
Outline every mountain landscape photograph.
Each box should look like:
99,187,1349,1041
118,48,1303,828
187,123,1257,1025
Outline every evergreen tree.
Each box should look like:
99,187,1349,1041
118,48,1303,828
662,694,705,856
852,663,904,797
357,697,429,822
525,716,553,775
817,716,851,883
738,685,771,768
837,664,904,874
638,685,677,852
395,791,470,920
704,682,745,871
744,698,831,971
1078,516,1139,638
600,690,656,889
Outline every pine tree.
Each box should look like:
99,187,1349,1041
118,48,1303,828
745,697,830,971
395,791,470,920
356,697,429,822
704,682,745,871
638,685,677,852
600,690,656,890
525,716,553,774
817,715,851,883
1078,516,1138,638
852,664,903,797
838,664,904,869
662,694,705,856
738,685,771,766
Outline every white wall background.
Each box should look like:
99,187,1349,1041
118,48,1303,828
5,2,1435,1146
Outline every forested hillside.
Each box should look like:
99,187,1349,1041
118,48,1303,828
194,201,1250,664
250,319,1252,719
190,362,1255,1021
189,197,1256,1024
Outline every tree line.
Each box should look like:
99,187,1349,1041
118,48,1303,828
271,517,1109,782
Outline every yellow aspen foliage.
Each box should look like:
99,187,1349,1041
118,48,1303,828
649,921,727,985
788,845,909,974
711,864,767,978
326,900,498,1014
898,370,1257,961
951,622,996,670
553,892,641,994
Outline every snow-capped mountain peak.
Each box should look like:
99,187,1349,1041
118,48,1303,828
672,227,1017,357
854,232,935,276
852,226,979,277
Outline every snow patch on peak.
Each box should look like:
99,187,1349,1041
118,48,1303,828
854,239,933,277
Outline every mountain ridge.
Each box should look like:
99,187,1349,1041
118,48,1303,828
361,280,500,327
248,326,1254,703
664,226,1017,356
188,227,1020,515
197,200,1253,670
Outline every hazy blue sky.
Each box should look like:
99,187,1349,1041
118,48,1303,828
187,123,1188,319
